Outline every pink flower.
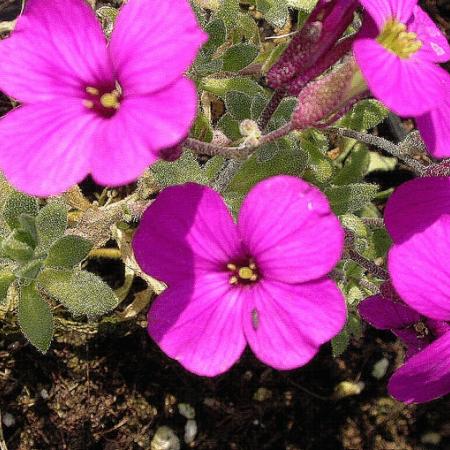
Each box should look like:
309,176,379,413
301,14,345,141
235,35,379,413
359,283,450,403
415,77,450,158
377,177,450,403
132,176,346,376
353,0,449,116
0,0,207,196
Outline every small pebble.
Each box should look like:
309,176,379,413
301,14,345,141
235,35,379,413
40,389,49,400
2,412,15,427
184,419,197,444
178,403,195,419
421,432,442,445
371,357,389,379
333,381,365,400
253,387,272,402
150,426,180,450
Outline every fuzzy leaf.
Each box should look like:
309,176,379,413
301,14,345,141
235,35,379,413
15,259,44,284
332,328,350,357
338,100,389,131
333,145,370,185
200,77,265,97
217,0,240,30
35,201,68,252
37,269,119,318
222,43,259,71
203,18,227,57
218,113,242,140
46,235,92,269
1,230,34,262
3,192,38,230
225,91,252,120
0,270,15,303
18,283,54,353
326,184,379,215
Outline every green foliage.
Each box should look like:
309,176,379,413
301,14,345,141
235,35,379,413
3,192,38,230
0,270,15,303
37,269,119,318
35,201,68,252
200,77,266,98
46,235,92,269
18,283,54,353
225,91,252,120
326,184,379,215
222,43,259,71
202,18,227,57
339,100,389,132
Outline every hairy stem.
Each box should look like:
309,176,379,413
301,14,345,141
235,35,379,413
347,248,388,280
258,89,286,130
330,128,426,175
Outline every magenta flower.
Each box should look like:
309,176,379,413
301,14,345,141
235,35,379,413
359,283,450,403
0,0,207,196
375,177,450,403
132,176,346,376
353,0,450,116
415,76,450,158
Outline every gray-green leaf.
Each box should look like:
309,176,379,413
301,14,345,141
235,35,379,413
18,283,54,353
3,192,38,230
35,201,68,252
46,235,92,269
37,269,119,318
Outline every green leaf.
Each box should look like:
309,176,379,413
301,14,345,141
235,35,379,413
152,151,208,188
332,328,350,357
37,269,119,318
3,192,38,230
265,2,289,28
222,43,259,71
15,259,44,284
200,77,265,97
333,145,370,185
192,111,214,142
203,156,225,181
326,183,379,215
371,228,392,258
225,91,252,120
340,214,368,238
1,230,34,262
261,43,288,75
0,270,15,303
18,214,38,243
18,283,54,353
338,100,389,131
203,18,227,57
35,201,68,252
217,0,240,30
251,94,269,120
45,235,92,269
218,113,242,141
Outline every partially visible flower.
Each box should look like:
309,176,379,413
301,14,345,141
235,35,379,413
364,177,450,403
0,0,207,196
415,77,450,158
267,0,358,95
132,176,346,376
353,0,450,116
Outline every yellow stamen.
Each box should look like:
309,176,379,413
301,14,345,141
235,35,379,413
238,267,255,280
227,263,237,271
100,92,120,109
86,86,99,95
377,18,423,59
229,276,238,285
83,100,94,109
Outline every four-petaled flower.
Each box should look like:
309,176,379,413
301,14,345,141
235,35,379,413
132,176,346,376
0,0,207,196
365,177,450,403
353,0,450,117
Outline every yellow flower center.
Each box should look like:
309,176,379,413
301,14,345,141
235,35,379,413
227,262,258,285
377,19,422,59
83,85,121,113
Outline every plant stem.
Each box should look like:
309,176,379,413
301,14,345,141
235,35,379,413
347,248,388,280
331,128,426,176
258,89,286,130
212,159,243,193
185,122,293,160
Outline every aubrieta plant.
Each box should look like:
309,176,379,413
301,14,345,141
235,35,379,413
0,0,449,405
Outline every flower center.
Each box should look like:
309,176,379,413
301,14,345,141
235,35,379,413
377,19,422,59
227,262,258,285
83,84,122,118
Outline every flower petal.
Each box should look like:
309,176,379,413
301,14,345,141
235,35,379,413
0,0,112,103
0,101,96,196
243,278,346,370
110,0,207,95
133,183,242,286
389,216,450,321
238,176,344,284
388,332,450,403
147,274,246,377
384,177,450,243
91,78,197,186
416,90,450,159
359,0,417,28
358,295,420,329
353,37,446,116
393,329,428,358
410,6,450,63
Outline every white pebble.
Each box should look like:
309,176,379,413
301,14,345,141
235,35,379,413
178,403,195,419
151,426,180,450
371,358,389,379
2,412,15,427
184,419,198,444
40,389,49,399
